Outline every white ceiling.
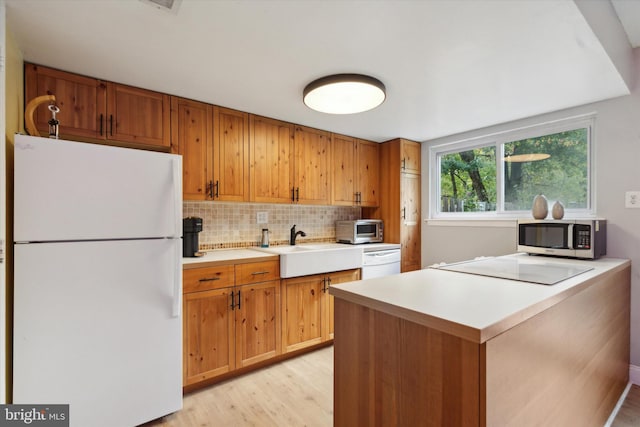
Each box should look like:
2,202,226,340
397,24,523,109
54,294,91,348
5,0,636,142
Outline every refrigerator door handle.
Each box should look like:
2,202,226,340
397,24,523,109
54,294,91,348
172,239,182,318
172,158,182,238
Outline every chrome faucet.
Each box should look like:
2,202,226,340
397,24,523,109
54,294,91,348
290,225,307,245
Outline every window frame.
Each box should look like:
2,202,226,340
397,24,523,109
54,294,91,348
429,114,596,219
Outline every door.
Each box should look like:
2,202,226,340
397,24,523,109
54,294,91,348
401,172,421,272
327,269,360,339
249,115,295,203
357,140,380,207
282,274,324,352
13,239,182,427
294,126,331,204
25,63,107,140
107,83,171,149
171,97,212,200
213,106,249,201
235,280,281,368
331,134,356,206
14,135,182,241
184,287,235,385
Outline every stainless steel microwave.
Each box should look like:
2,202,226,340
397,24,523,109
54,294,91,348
517,219,606,259
336,219,383,244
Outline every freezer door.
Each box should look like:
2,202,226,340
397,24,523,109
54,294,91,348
13,239,182,427
14,135,182,241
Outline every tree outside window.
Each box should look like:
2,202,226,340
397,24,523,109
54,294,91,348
435,118,591,216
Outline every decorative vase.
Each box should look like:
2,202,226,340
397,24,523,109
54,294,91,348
552,201,565,220
532,194,548,219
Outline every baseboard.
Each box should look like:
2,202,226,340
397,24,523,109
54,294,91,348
630,364,640,385
604,382,632,427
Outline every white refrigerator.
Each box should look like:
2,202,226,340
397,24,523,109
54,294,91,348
13,134,183,426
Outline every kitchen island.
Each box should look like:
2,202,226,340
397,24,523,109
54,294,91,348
329,254,630,427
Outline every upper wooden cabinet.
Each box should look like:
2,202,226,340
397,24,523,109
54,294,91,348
25,63,106,140
401,139,421,174
170,97,213,200
249,119,331,205
212,107,250,202
331,134,379,207
293,125,331,205
171,102,248,201
25,63,171,150
249,115,295,203
106,83,171,149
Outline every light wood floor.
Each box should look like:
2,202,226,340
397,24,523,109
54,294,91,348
145,346,333,427
144,347,640,427
612,384,640,427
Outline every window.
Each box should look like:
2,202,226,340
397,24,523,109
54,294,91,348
430,115,593,218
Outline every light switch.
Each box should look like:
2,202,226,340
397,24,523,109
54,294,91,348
625,191,640,208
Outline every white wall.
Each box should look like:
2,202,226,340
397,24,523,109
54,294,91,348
422,48,640,367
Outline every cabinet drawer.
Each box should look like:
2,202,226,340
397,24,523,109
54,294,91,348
184,265,235,293
235,260,280,285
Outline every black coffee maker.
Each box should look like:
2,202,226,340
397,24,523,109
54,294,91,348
183,217,203,257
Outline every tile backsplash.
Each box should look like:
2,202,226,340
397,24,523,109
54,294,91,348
183,202,361,250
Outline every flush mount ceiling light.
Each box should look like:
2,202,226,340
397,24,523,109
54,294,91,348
303,74,386,114
504,153,551,162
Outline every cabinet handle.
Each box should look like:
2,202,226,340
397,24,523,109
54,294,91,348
230,290,235,310
109,114,113,136
251,271,269,275
214,180,219,198
237,290,241,310
402,158,406,170
99,114,103,136
402,207,406,219
207,180,214,199
291,187,295,203
199,277,220,282
296,187,300,202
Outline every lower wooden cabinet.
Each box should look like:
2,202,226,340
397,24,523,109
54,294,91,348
184,260,360,387
184,287,235,385
183,259,280,387
281,269,360,353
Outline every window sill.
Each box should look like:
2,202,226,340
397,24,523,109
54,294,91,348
425,218,517,228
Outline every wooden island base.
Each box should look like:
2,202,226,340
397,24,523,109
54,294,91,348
333,266,630,427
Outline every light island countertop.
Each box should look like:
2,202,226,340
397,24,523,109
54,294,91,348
329,253,630,343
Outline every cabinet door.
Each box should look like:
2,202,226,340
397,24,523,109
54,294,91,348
401,139,421,174
357,140,380,207
183,288,235,386
326,269,361,340
107,83,171,149
212,107,249,201
294,126,331,205
401,173,421,272
25,63,106,140
282,274,324,353
331,134,357,206
235,280,281,368
171,97,213,200
249,115,295,203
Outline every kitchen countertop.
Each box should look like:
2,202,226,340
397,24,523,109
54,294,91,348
329,253,630,343
182,248,278,269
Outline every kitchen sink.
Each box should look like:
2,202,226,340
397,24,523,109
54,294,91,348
254,243,363,278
